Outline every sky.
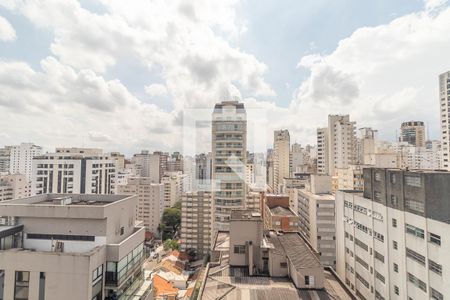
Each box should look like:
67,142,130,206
0,0,449,155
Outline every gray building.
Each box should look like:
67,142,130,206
336,168,450,300
0,194,145,300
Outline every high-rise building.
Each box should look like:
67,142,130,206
336,168,450,300
291,143,316,174
167,152,183,172
273,130,290,193
0,174,31,201
317,115,357,175
131,150,160,182
0,193,145,300
297,175,336,267
400,121,426,147
0,146,11,174
439,71,450,170
117,177,164,235
9,143,43,181
110,152,125,170
32,148,116,195
266,149,274,189
180,191,213,259
211,101,247,231
357,127,377,164
161,171,183,208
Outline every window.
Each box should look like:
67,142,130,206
390,195,398,207
431,288,444,300
408,273,427,292
280,262,287,268
390,173,396,184
374,251,384,263
92,264,103,285
38,272,45,300
405,199,425,215
374,191,381,202
374,231,384,243
375,172,382,182
428,260,442,276
355,238,368,252
405,224,424,239
392,218,397,228
304,276,314,286
394,286,399,295
15,271,30,300
356,272,369,289
356,255,369,270
429,233,441,246
375,271,385,284
27,233,95,241
393,263,399,273
234,245,245,254
0,270,4,299
405,175,421,187
406,248,426,266
393,241,398,250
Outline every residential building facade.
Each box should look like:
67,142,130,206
9,143,43,182
273,130,290,193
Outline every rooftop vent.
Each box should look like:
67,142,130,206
52,197,72,205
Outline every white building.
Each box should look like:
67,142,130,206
161,171,184,209
273,130,290,193
297,175,336,267
180,191,212,259
32,148,116,195
440,71,450,170
0,174,31,202
9,143,43,182
131,150,160,183
291,143,316,175
336,168,449,300
211,101,247,231
117,177,164,235
0,146,11,174
317,115,357,176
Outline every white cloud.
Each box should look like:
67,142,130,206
290,6,450,143
424,0,448,11
145,84,168,97
0,16,16,41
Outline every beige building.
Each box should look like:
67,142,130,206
117,177,164,235
0,194,145,300
161,171,183,208
400,121,425,147
211,101,247,231
335,165,365,191
131,150,160,183
273,130,290,193
32,148,116,195
297,175,336,267
0,146,11,174
440,71,450,170
317,115,357,176
180,191,212,259
0,174,31,202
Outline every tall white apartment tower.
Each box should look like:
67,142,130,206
9,143,43,182
212,100,247,231
440,71,450,170
317,115,357,175
273,129,290,193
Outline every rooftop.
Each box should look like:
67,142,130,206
1,194,132,207
269,206,295,216
277,233,322,270
230,209,261,221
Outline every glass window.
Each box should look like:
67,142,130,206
14,271,30,300
405,176,421,187
392,218,397,228
429,233,441,246
405,224,424,239
233,245,245,254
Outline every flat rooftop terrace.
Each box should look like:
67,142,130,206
1,194,132,206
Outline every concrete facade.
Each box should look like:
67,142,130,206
336,168,450,300
9,143,43,182
211,101,247,231
273,130,290,193
0,194,145,300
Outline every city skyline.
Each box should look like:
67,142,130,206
1,0,450,154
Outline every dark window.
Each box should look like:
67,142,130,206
27,233,95,241
14,271,30,300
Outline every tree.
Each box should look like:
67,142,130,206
162,207,181,233
163,239,179,251
173,201,181,210
157,223,166,238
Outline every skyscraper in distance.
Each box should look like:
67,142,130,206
439,71,450,170
211,100,247,231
